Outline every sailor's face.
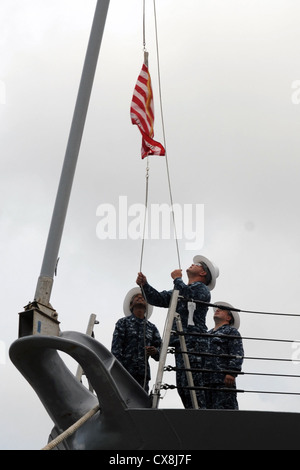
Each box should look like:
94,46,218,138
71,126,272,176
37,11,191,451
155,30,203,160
187,264,206,275
214,308,231,322
131,294,147,309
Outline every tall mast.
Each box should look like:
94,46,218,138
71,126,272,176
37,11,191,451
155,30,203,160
34,0,110,306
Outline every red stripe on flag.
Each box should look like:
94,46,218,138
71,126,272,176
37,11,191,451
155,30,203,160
130,62,165,159
140,130,166,159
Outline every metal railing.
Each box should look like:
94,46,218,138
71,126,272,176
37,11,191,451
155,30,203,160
151,291,300,409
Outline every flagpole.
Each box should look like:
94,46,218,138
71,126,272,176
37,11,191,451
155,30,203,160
34,0,110,306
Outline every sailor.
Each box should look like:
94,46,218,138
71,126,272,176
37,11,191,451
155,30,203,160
111,287,161,393
136,255,219,409
203,302,244,410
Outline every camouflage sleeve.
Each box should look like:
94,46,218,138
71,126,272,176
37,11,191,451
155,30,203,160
151,326,162,362
227,330,244,374
142,282,172,308
111,318,126,362
173,277,211,302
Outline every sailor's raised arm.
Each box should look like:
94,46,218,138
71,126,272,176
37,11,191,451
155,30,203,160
136,273,172,308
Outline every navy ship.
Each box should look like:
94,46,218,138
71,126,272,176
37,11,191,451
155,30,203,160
9,1,300,450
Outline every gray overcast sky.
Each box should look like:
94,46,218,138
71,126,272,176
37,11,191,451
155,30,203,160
2,0,300,449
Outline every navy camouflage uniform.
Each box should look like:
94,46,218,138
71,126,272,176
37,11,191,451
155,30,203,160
142,277,210,409
203,325,244,409
111,314,161,393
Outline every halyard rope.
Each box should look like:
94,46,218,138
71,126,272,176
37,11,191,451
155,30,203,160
139,0,181,272
42,404,100,450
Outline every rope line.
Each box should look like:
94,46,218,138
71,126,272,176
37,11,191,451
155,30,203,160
178,295,300,318
143,0,146,51
174,331,300,345
42,404,100,450
173,349,300,363
139,0,149,274
142,283,152,390
139,159,150,273
139,1,181,272
164,365,300,379
161,384,300,397
153,0,181,269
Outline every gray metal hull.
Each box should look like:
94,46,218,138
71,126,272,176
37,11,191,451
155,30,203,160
48,408,300,450
9,332,300,450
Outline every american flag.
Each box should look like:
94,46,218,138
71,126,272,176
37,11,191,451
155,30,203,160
130,60,165,159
